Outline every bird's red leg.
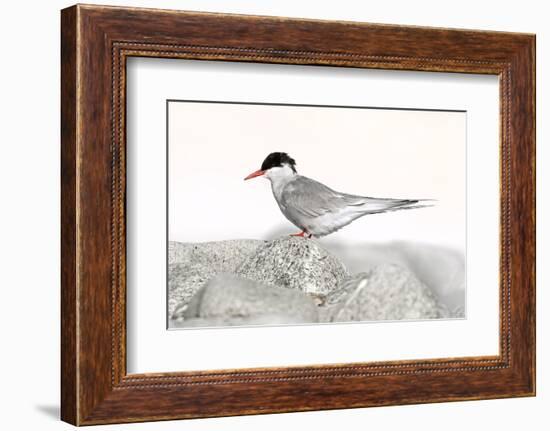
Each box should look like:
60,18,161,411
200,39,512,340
290,231,312,238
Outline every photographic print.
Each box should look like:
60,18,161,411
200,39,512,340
168,100,466,329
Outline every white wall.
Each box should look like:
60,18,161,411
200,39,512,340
0,0,546,430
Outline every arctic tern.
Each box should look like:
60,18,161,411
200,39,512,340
244,152,432,238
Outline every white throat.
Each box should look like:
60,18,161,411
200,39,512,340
264,164,297,201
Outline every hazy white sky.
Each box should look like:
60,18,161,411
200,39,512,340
168,102,466,250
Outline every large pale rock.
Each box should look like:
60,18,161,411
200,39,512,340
168,262,215,317
168,240,265,317
235,236,349,300
168,238,460,328
323,241,465,313
172,274,318,327
170,314,313,329
169,239,265,269
323,264,446,322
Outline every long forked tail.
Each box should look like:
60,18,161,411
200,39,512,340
352,197,436,215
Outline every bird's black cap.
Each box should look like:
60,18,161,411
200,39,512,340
261,152,297,173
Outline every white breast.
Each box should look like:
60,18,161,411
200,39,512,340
266,165,297,204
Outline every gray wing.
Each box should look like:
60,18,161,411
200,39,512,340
281,176,423,218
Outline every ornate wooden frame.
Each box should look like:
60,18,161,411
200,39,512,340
61,4,535,425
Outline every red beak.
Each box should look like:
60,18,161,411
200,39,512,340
244,169,265,180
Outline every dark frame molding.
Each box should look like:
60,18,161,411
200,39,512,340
61,4,535,425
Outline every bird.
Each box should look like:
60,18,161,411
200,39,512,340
244,152,433,238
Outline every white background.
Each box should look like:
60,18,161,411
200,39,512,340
0,0,547,430
168,98,468,248
127,60,498,373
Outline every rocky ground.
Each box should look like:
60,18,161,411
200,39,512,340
168,237,465,329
